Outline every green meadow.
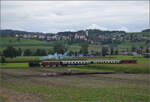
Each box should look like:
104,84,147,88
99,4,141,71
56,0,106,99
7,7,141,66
1,55,149,73
0,35,149,53
1,78,149,102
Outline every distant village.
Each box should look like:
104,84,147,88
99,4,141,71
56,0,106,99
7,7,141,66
1,29,146,44
15,30,89,41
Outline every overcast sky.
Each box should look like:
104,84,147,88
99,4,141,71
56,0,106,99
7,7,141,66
1,1,149,33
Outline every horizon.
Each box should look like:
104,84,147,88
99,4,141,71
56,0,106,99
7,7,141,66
1,1,149,33
1,28,149,34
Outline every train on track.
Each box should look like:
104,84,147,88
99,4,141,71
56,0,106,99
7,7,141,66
29,60,137,67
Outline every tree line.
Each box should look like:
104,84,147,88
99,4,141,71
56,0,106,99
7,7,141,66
1,46,47,58
0,43,149,59
0,43,67,58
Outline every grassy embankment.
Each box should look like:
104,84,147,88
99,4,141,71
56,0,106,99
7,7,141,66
69,56,149,73
0,56,149,73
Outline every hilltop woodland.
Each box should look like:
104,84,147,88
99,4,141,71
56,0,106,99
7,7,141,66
0,29,150,59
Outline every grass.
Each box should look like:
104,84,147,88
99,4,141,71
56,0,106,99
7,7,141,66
1,72,149,102
69,64,149,73
1,55,149,73
0,96,8,102
0,63,29,68
118,41,148,49
67,56,149,73
0,36,52,52
2,56,41,63
0,36,48,45
70,67,115,72
68,45,81,51
0,36,81,52
0,36,51,51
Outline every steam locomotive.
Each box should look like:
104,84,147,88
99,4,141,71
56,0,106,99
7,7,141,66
29,60,136,67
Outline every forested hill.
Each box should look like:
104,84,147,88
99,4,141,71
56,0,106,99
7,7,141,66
0,29,53,36
0,29,126,36
0,29,149,36
87,29,126,34
142,29,150,32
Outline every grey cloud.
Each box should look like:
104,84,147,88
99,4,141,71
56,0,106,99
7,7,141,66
1,1,149,33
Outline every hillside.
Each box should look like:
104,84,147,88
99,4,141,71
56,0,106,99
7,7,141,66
0,36,50,51
0,36,81,52
0,29,149,54
0,36,48,45
0,35,149,54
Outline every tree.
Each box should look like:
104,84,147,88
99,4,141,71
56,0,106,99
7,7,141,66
146,47,149,53
0,51,2,56
126,48,129,52
3,46,18,58
68,51,74,56
0,56,5,63
17,38,21,42
48,49,54,54
80,43,89,56
18,48,22,56
35,49,41,56
40,49,47,56
74,51,78,56
53,42,67,54
140,46,144,50
101,47,109,56
131,46,136,52
95,51,100,56
145,40,150,45
24,49,32,56
91,50,94,55
137,49,142,54
110,47,114,55
115,49,119,55
9,40,12,43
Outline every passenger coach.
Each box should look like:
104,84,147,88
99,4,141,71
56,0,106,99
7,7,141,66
29,60,137,67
